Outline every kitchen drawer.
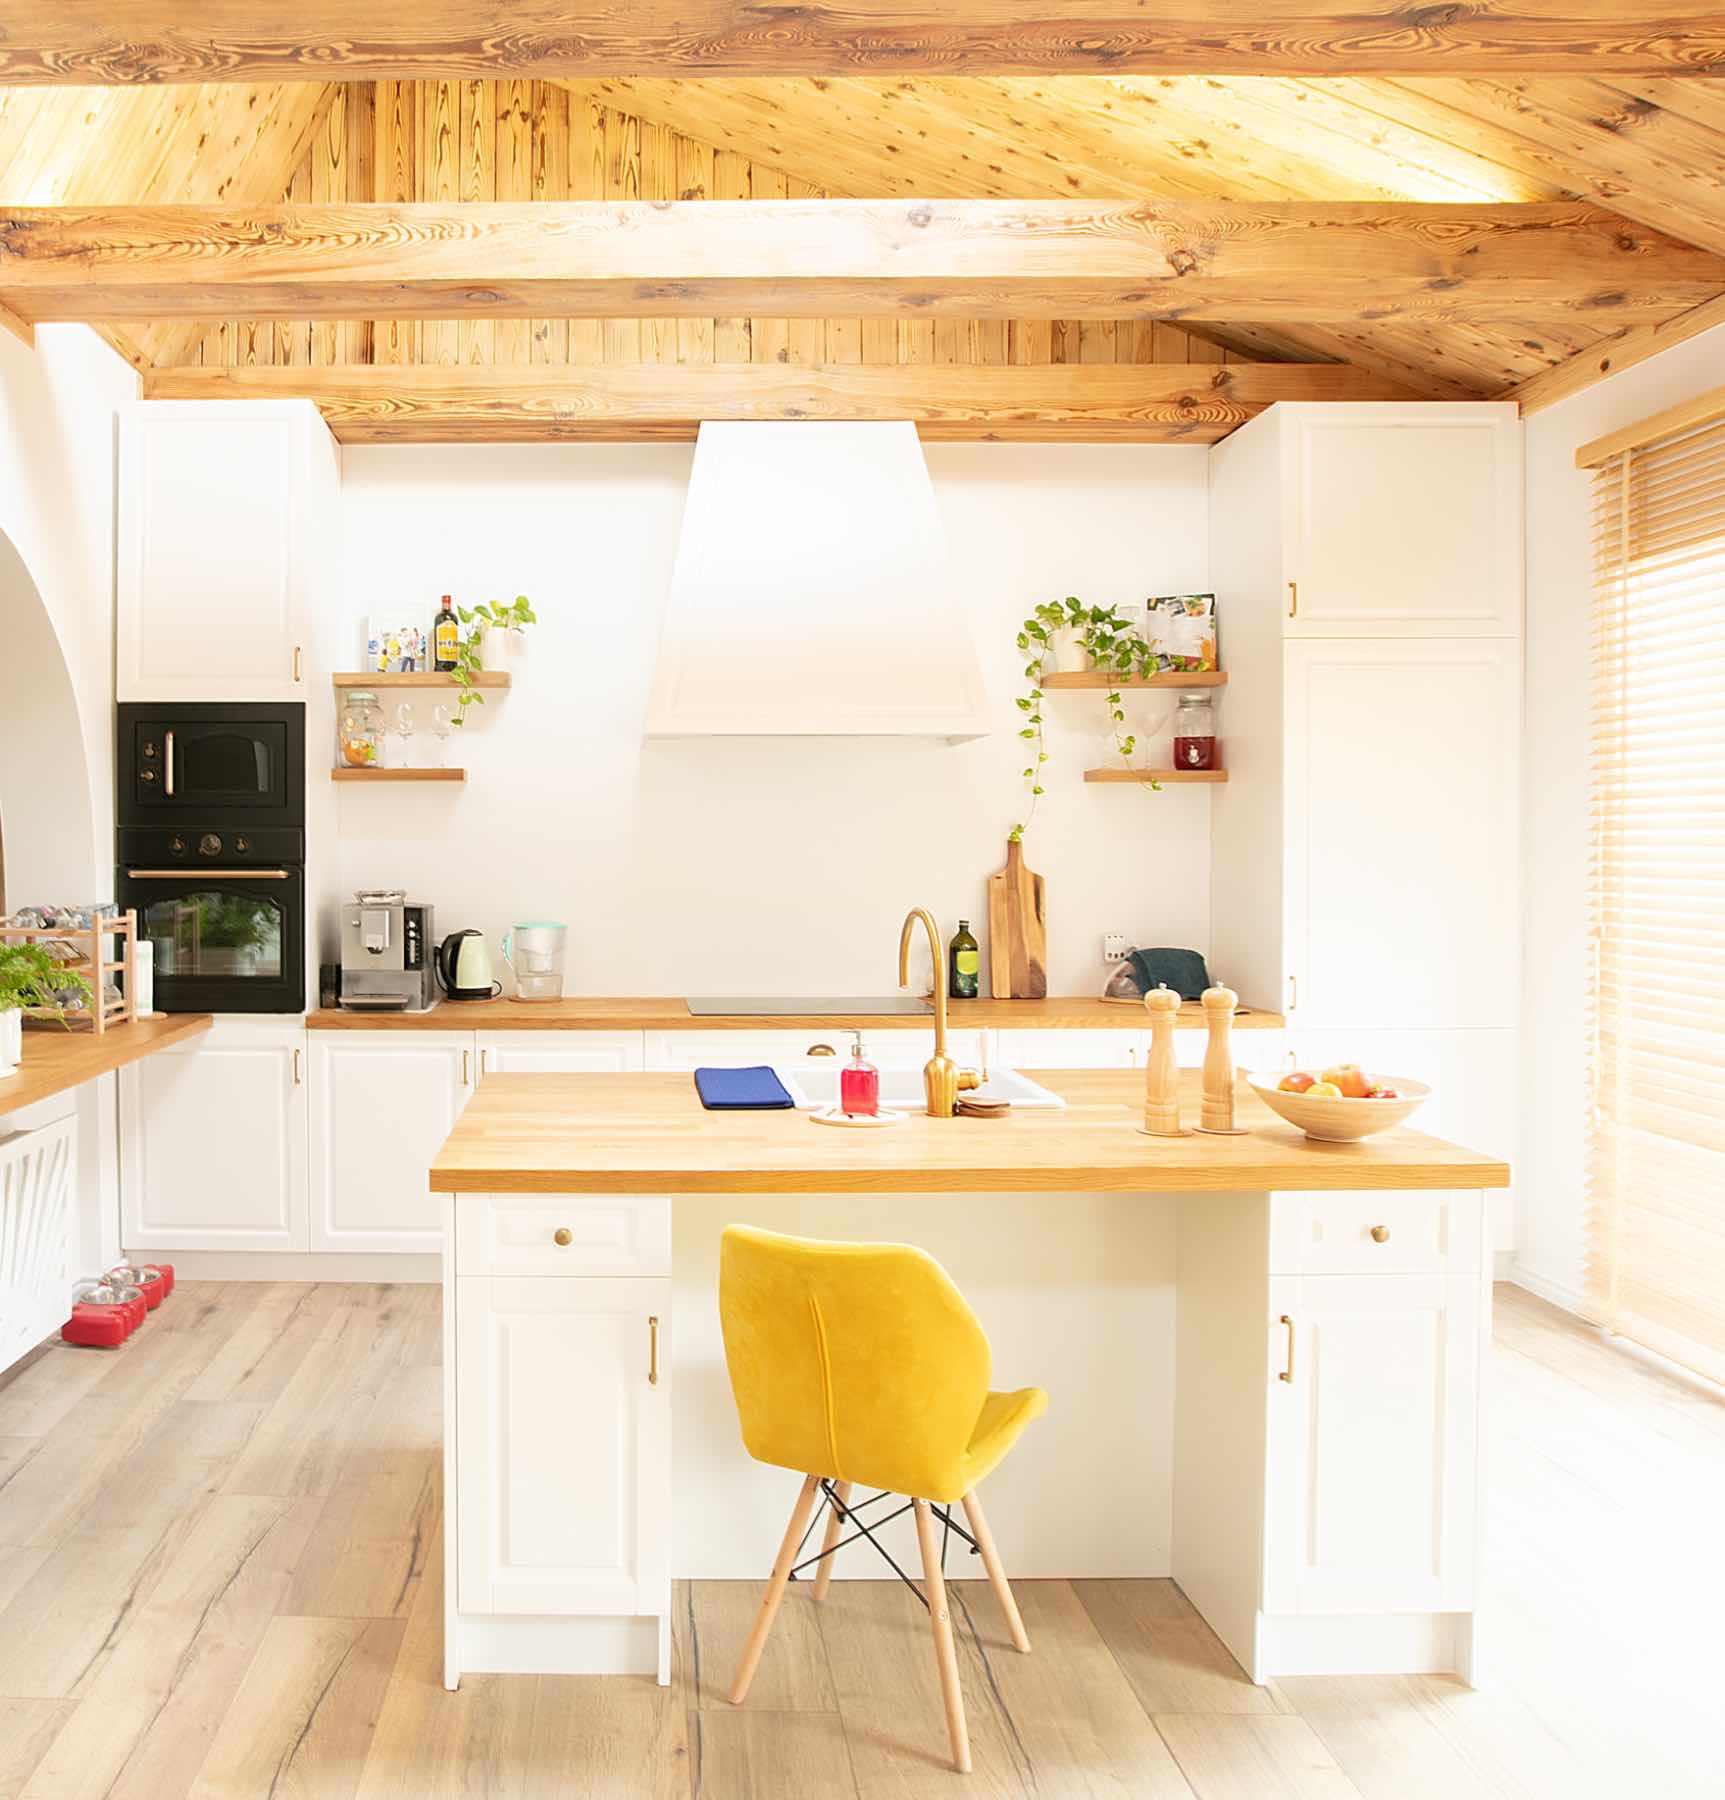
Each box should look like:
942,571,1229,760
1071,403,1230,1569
457,1193,671,1277
642,1028,943,1071
1269,1189,1483,1277
996,1027,1140,1069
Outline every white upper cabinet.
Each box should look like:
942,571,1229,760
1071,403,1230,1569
118,400,339,701
308,1031,474,1253
1281,405,1522,637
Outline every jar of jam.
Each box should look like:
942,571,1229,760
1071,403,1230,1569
1172,691,1218,771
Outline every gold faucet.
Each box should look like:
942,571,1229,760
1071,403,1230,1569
898,907,982,1117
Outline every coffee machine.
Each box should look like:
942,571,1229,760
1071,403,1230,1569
338,890,437,1011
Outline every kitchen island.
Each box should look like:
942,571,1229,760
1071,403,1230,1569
433,1068,1507,1693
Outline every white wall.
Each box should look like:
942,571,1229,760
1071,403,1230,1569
1519,322,1725,1308
338,441,1214,995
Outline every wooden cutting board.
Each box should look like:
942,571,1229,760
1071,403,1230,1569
988,838,1047,998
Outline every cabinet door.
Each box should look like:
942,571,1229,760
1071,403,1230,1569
642,1028,944,1072
1284,407,1520,637
1264,1271,1480,1617
120,1023,308,1251
118,403,319,701
1284,639,1518,1030
309,1031,473,1252
995,1027,1139,1069
457,1275,669,1617
478,1031,643,1074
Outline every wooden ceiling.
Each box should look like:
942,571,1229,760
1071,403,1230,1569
3,67,1725,432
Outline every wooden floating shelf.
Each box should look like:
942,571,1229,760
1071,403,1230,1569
1083,767,1228,784
1042,670,1226,689
332,671,510,689
331,767,466,783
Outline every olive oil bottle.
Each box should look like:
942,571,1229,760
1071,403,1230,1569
948,919,980,999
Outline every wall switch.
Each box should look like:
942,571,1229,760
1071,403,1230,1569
1103,932,1129,964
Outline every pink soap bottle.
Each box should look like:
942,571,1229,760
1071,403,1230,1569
840,1030,880,1117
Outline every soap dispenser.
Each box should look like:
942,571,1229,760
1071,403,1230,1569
840,1030,880,1117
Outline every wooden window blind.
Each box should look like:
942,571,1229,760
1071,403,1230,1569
1586,402,1725,1386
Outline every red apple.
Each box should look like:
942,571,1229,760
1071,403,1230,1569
1321,1063,1373,1099
1278,1071,1317,1094
1368,1085,1400,1100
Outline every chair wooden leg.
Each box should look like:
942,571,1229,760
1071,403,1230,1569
812,1480,851,1601
913,1497,972,1774
961,1489,1031,1653
729,1472,822,1705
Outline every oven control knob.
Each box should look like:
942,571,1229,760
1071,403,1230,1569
139,768,157,783
234,836,250,855
198,833,222,858
169,836,186,855
142,741,158,759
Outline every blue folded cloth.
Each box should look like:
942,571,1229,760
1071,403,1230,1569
693,1066,796,1111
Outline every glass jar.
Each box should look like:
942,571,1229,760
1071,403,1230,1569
337,690,383,770
1172,691,1218,771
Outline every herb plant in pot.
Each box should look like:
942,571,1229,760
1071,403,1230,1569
0,944,94,1077
451,595,537,724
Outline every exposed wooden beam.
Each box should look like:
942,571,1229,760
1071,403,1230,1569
0,295,32,347
5,200,1721,327
0,5,1720,82
136,360,1420,443
1504,289,1725,413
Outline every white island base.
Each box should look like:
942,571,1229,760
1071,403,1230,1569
438,1177,1491,1693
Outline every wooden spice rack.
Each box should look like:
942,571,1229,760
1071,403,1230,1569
1,909,139,1034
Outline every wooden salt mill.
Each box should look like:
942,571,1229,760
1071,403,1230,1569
1195,982,1248,1135
1141,984,1186,1137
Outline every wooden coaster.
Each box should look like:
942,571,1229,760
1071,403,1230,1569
957,1097,1011,1119
1137,1126,1194,1139
1194,1125,1251,1136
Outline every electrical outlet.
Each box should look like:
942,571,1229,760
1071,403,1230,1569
1103,932,1129,963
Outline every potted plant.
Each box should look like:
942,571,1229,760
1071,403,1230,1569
195,896,273,976
0,943,94,1077
451,595,537,724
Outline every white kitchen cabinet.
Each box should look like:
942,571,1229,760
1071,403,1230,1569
1281,406,1521,637
309,1031,475,1252
455,1272,671,1627
120,1021,308,1251
478,1031,643,1075
1283,638,1519,1031
643,1027,953,1073
1263,1268,1481,1617
995,1027,1139,1069
117,401,339,702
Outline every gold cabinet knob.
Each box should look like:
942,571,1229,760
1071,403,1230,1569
1370,1225,1390,1243
806,1043,837,1056
553,1227,572,1247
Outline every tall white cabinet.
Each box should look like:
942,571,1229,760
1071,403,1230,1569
1209,402,1522,1250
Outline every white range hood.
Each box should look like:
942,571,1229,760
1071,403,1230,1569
645,422,991,740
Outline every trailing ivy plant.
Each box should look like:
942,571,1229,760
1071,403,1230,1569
451,595,538,724
1010,597,1161,842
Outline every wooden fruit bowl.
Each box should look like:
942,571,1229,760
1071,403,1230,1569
1246,1072,1431,1143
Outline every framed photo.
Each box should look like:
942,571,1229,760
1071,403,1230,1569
367,614,429,674
1143,592,1218,672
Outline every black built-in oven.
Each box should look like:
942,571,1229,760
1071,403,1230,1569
116,704,306,1013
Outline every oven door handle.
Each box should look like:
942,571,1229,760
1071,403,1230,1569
163,729,175,797
125,869,291,880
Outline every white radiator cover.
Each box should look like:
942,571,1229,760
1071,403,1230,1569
0,1114,76,1376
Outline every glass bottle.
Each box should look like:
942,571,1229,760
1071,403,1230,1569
336,690,383,769
839,1030,880,1117
434,595,459,672
948,919,980,999
1172,691,1218,772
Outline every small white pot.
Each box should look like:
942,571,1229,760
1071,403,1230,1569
1052,627,1090,673
479,626,511,669
0,1008,21,1079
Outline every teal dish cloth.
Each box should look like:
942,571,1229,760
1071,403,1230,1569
1126,948,1212,1002
694,1066,796,1110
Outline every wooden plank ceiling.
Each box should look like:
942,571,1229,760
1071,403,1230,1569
2,71,1725,427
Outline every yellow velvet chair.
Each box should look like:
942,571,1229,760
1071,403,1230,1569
719,1224,1048,1773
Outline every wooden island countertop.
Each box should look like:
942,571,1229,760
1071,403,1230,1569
0,1012,212,1114
430,1068,1508,1196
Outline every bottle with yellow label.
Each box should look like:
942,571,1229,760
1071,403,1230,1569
433,595,459,673
949,919,980,999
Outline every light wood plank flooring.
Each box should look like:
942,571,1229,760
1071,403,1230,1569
0,1281,1718,1798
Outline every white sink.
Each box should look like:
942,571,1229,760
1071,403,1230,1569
778,1064,1066,1112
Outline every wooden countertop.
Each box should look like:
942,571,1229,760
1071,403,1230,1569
309,996,1283,1031
429,1068,1508,1195
0,1012,212,1114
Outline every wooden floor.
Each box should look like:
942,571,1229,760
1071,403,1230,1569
0,1281,1720,1798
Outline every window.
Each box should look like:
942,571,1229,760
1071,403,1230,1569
1584,391,1725,1385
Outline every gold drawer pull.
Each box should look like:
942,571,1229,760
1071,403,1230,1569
1278,1315,1295,1383
553,1227,572,1247
648,1315,660,1386
1370,1225,1390,1244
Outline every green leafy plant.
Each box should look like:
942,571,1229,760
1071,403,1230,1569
451,595,538,723
1009,597,1161,841
0,943,94,1024
194,896,274,952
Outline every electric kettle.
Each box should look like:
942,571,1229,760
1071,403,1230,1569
437,929,502,1001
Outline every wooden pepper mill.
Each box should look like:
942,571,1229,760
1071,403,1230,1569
1141,984,1187,1137
1195,982,1248,1135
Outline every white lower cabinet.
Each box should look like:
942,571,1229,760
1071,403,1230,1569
309,1032,475,1252
456,1274,670,1618
478,1030,643,1074
120,1021,308,1251
996,1027,1139,1069
643,1026,954,1073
